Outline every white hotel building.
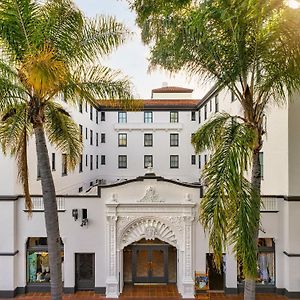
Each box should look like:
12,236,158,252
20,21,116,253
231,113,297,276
0,85,300,298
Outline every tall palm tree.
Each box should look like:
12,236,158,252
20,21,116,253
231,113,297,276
0,1,133,299
130,0,300,299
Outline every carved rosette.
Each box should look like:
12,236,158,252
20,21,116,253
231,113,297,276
137,186,165,203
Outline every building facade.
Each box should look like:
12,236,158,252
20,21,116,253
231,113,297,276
0,86,300,298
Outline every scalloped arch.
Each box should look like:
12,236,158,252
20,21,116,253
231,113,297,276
119,217,177,248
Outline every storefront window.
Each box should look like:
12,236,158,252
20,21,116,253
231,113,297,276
26,237,64,284
237,238,275,285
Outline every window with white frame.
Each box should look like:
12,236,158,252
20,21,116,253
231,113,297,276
170,111,178,123
118,133,127,147
144,111,153,123
170,155,179,168
118,155,127,168
144,133,153,147
118,111,127,123
170,133,179,147
144,155,153,168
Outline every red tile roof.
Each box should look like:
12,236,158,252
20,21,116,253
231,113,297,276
151,86,194,93
143,99,200,108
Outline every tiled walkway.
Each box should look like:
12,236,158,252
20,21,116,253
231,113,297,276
5,285,296,300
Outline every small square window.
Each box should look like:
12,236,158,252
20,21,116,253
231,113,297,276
118,155,127,169
144,133,153,147
144,111,153,123
144,155,153,168
101,133,105,143
118,133,127,147
191,155,196,165
170,155,179,168
170,111,178,123
170,133,179,147
118,111,127,123
101,155,106,165
191,111,196,121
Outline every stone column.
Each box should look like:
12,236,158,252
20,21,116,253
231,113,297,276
182,216,195,299
105,215,118,298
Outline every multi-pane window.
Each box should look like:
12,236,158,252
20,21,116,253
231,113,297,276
101,155,106,165
191,155,196,165
101,111,105,121
144,133,153,147
170,111,178,123
144,155,153,168
170,155,179,168
215,94,219,112
90,105,93,120
52,153,56,171
90,130,93,145
101,133,105,143
118,133,127,147
144,111,153,123
118,155,127,169
96,155,99,169
191,111,196,121
62,154,68,175
79,155,83,173
204,104,207,120
259,152,264,179
170,133,179,147
96,133,99,147
90,155,93,170
118,111,127,123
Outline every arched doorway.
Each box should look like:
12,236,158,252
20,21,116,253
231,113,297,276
123,238,177,285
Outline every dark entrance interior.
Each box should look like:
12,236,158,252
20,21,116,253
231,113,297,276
206,253,225,290
75,253,95,290
123,238,177,284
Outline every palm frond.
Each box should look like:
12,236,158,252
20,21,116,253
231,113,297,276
44,101,82,170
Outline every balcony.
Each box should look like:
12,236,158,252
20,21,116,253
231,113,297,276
261,197,279,212
31,196,66,211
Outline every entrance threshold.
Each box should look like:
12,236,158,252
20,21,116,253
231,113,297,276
134,283,167,286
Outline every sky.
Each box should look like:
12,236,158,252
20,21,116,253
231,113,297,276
74,0,210,99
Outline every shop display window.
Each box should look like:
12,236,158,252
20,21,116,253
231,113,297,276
237,238,275,285
26,237,64,284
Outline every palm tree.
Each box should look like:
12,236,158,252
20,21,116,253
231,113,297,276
0,1,133,299
130,0,300,299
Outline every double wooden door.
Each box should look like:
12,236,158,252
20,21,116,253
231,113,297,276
132,245,168,284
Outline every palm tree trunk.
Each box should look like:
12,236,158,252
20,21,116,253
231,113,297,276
244,150,261,300
34,124,62,300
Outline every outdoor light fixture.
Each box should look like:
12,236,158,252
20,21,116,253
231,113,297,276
80,208,88,227
72,209,78,221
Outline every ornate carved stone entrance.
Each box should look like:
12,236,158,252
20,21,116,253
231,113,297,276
103,177,200,299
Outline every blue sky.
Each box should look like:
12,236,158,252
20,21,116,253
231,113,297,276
74,0,208,99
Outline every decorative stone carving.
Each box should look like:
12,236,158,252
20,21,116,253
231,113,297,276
138,186,164,203
144,226,157,240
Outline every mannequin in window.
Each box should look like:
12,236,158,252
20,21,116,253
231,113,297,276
259,253,269,283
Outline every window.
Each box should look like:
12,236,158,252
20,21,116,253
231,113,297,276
198,155,201,169
96,133,99,147
191,111,196,121
96,111,99,124
170,111,178,123
79,125,83,141
62,154,67,175
85,102,88,112
191,155,196,165
26,237,64,285
259,152,264,179
170,155,179,168
144,111,153,123
118,111,127,123
118,155,127,169
101,133,105,143
144,155,153,168
90,130,93,145
51,153,56,171
231,90,236,102
101,155,106,165
118,133,127,147
204,154,208,165
96,155,99,169
85,154,88,167
209,99,212,112
101,111,105,121
90,105,93,120
85,128,88,140
144,133,153,147
79,102,83,113
204,104,207,120
238,238,275,286
215,94,219,112
170,133,179,147
198,110,201,124
79,155,83,173
90,155,93,170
